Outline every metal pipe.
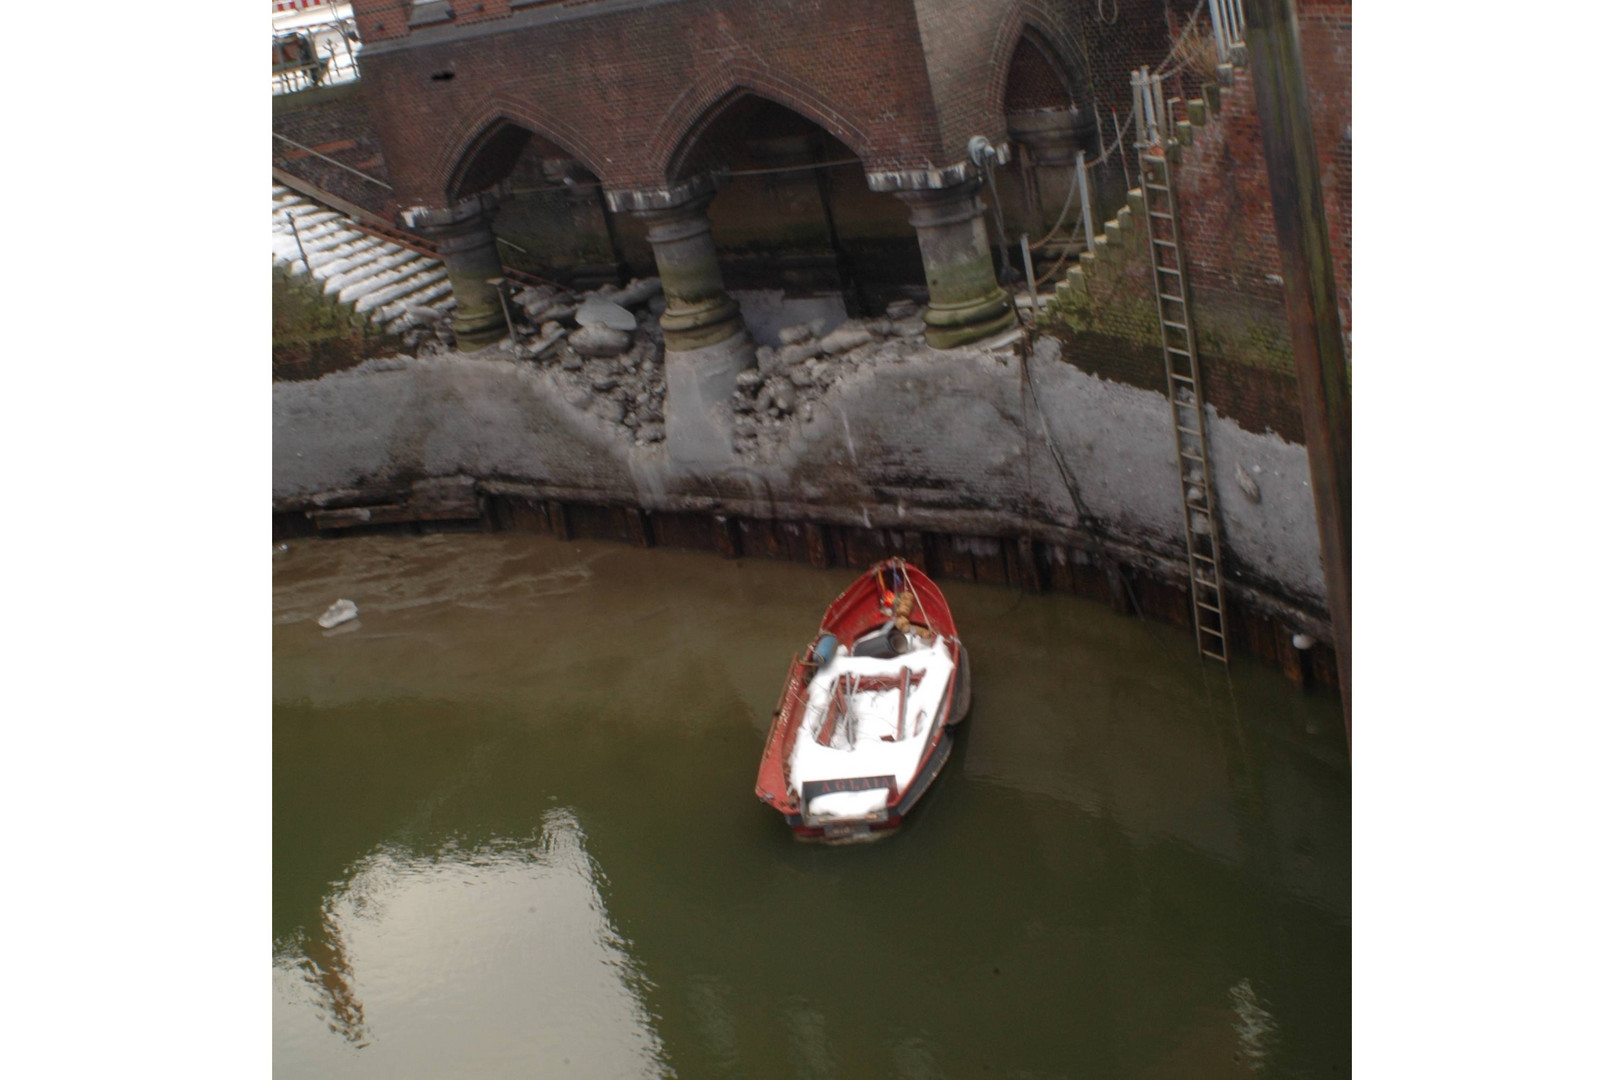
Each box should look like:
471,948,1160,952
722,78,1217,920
488,276,518,351
1075,150,1096,255
1208,0,1230,60
285,211,310,271
271,131,393,189
1112,108,1131,195
1130,70,1145,146
1151,73,1167,146
1019,234,1038,311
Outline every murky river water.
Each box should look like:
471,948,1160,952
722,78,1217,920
273,532,1349,1078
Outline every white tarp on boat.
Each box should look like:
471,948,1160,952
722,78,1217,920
789,635,955,820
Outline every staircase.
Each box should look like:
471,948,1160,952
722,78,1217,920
270,182,455,334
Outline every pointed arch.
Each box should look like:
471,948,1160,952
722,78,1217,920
432,96,613,206
649,64,877,187
985,5,1093,124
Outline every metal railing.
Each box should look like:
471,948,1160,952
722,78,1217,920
1206,0,1247,66
272,15,361,96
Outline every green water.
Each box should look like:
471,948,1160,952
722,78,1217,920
273,532,1349,1078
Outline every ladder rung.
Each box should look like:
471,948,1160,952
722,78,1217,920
1149,210,1174,220
1170,372,1195,384
1166,345,1191,356
1164,320,1188,331
1201,649,1228,662
1176,424,1201,436
1155,260,1181,271
1196,600,1223,614
1199,625,1226,638
1159,292,1185,303
1190,550,1216,564
1143,182,1170,193
1152,237,1178,247
1178,448,1206,460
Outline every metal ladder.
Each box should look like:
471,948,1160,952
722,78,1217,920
1139,150,1230,663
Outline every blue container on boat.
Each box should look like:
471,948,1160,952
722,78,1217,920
812,633,839,668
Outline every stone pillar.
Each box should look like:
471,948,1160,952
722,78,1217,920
615,176,755,466
405,191,507,351
895,181,1015,349
631,178,746,353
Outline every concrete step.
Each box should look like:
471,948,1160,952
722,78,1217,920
302,227,368,260
313,237,391,279
357,267,446,315
326,247,419,297
379,278,453,326
272,180,459,337
305,235,381,274
338,255,435,305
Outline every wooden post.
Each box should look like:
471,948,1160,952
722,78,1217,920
1102,558,1133,616
626,506,653,548
546,500,571,541
1244,0,1352,742
714,515,742,559
1016,536,1044,594
807,523,833,569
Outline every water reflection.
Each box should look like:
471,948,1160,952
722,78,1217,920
274,532,1349,1077
273,812,667,1078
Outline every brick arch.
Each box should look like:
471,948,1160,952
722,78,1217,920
432,96,613,207
985,5,1093,124
650,64,877,187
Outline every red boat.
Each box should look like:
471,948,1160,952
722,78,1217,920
755,558,971,843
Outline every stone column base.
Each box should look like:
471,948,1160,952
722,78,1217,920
921,289,1017,349
663,328,756,467
404,192,508,351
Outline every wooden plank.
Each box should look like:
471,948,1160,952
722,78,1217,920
807,523,833,569
546,500,571,541
714,515,743,559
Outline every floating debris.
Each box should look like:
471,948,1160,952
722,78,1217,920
317,599,359,629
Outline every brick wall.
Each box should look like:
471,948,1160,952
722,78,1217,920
1297,1,1352,343
354,0,946,205
271,81,399,221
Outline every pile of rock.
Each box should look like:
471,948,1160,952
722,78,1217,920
505,277,671,446
731,299,927,459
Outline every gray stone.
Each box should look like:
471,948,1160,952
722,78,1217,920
789,366,815,388
735,368,764,391
316,598,358,629
560,350,584,370
885,298,920,320
575,296,638,331
766,376,797,412
637,422,665,443
778,323,816,346
569,324,632,358
818,326,874,355
603,277,663,309
778,342,822,366
1235,463,1262,503
566,388,592,410
894,316,926,338
647,294,667,316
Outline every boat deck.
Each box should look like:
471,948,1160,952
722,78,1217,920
787,634,955,820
